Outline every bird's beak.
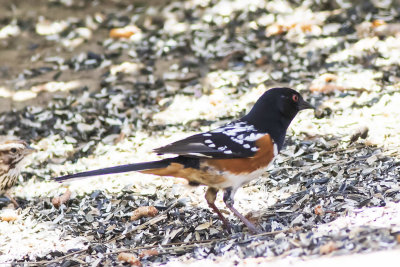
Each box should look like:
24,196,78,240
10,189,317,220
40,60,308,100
25,145,37,154
298,98,315,110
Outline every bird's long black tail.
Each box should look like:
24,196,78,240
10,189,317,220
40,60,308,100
54,158,174,182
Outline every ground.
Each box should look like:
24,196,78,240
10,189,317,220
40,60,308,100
1,0,400,266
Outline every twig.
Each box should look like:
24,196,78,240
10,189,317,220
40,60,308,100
17,221,302,266
103,226,303,256
20,248,88,266
103,238,228,256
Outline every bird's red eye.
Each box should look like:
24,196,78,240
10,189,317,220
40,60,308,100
292,94,299,102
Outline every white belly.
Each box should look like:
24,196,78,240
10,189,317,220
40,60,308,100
215,164,271,190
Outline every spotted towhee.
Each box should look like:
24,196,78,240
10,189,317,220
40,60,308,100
55,87,314,233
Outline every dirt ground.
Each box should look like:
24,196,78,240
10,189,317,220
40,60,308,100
1,0,400,266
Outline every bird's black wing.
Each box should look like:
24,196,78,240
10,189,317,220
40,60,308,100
154,121,268,159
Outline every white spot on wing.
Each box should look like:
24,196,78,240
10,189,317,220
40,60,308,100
188,153,212,158
243,144,250,149
231,137,243,144
251,147,258,152
244,133,265,142
214,122,256,137
208,144,216,148
204,140,212,144
224,150,232,154
203,133,212,136
273,143,278,156
211,127,225,133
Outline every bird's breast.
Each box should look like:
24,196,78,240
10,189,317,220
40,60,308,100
202,134,277,189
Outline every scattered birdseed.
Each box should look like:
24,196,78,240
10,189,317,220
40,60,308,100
1,0,400,266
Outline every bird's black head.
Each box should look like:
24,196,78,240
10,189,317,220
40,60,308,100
271,87,314,119
243,87,314,150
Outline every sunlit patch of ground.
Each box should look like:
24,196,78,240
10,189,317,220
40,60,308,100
0,208,85,263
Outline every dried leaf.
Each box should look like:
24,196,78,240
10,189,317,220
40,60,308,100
309,73,344,93
139,249,159,258
266,24,288,36
51,188,71,208
396,234,400,244
255,56,268,66
314,205,325,216
118,253,141,266
109,25,140,39
319,241,337,254
130,206,158,221
0,209,18,222
195,221,212,231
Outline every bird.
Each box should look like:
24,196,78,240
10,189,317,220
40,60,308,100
0,139,36,207
55,87,314,233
